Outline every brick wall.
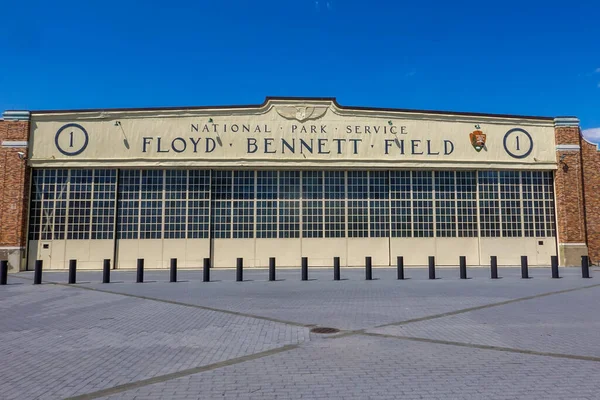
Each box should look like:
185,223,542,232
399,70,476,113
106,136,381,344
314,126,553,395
581,138,600,264
0,119,30,270
554,123,588,266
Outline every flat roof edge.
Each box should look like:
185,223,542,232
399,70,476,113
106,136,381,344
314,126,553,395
25,96,555,121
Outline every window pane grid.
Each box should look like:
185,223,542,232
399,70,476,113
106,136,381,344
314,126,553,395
478,171,500,237
67,170,93,240
256,171,277,238
435,171,456,237
369,171,389,237
91,169,116,240
187,170,210,238
413,171,433,238
348,172,368,237
279,171,300,238
324,171,345,238
500,171,522,237
456,171,477,237
302,171,323,238
390,171,412,237
28,169,556,245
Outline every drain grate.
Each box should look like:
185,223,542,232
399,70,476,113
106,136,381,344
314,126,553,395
310,327,340,334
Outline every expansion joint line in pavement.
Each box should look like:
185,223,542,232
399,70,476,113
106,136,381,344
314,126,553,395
324,282,600,339
64,344,299,400
8,275,314,329
360,332,600,363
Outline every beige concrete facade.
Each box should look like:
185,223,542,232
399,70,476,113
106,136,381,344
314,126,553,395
8,98,589,271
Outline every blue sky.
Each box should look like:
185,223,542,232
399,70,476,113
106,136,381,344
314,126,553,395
1,0,599,141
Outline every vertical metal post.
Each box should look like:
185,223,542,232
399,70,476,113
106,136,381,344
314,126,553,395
301,257,308,281
269,257,276,281
170,258,177,283
365,256,372,280
333,257,340,281
203,258,210,282
68,259,77,284
428,256,436,280
34,260,43,285
459,256,467,280
490,256,498,279
397,256,404,280
136,258,144,283
236,258,243,282
102,259,111,283
582,255,591,279
521,256,529,279
0,260,8,285
551,256,559,279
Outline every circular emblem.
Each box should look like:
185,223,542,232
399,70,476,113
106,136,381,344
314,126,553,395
55,123,89,156
503,128,533,159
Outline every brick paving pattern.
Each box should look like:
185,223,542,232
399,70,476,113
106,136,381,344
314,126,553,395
0,267,598,399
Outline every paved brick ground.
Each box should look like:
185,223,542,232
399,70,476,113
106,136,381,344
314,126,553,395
16,267,597,331
1,267,598,399
368,285,600,358
0,281,308,400
101,335,600,400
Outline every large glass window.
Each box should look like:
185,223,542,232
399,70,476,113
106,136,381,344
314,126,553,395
91,170,117,240
478,171,500,237
139,170,163,239
456,171,477,237
278,171,300,238
164,170,187,239
302,171,323,238
187,170,210,239
413,171,433,237
211,170,232,239
435,171,456,237
256,171,278,238
500,171,522,237
117,170,140,239
324,171,345,238
29,168,557,242
347,171,368,238
369,171,390,237
233,171,255,239
67,170,93,240
390,171,412,237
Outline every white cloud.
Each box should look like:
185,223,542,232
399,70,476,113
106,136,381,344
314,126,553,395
596,67,600,73
582,128,600,144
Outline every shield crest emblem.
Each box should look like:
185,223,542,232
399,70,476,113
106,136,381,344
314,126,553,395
470,129,486,152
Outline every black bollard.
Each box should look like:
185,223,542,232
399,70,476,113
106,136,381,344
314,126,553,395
269,257,276,281
137,258,144,283
521,256,529,279
68,259,77,284
397,256,404,280
170,258,177,283
365,256,372,280
582,255,591,279
459,256,467,280
236,258,243,282
551,256,559,279
333,257,340,281
491,256,498,279
301,257,308,281
34,260,43,285
102,259,111,283
0,260,8,285
429,256,436,280
203,258,210,282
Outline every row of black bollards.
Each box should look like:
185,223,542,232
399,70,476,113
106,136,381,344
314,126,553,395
1,255,594,285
